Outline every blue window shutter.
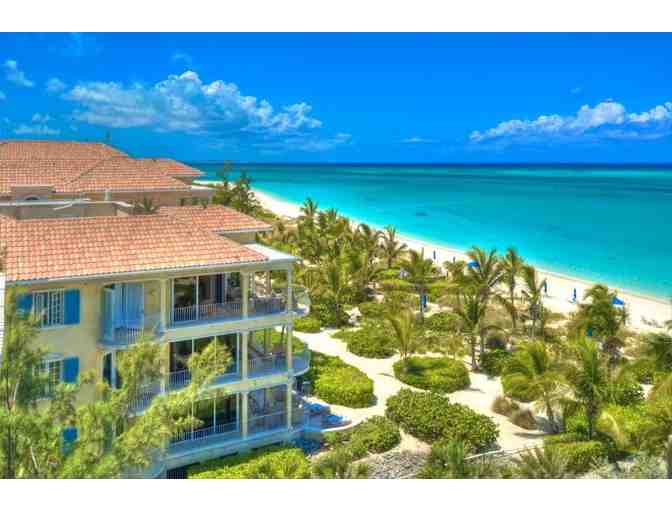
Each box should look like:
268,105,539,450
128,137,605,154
64,289,80,325
63,357,79,383
17,292,33,316
62,427,78,454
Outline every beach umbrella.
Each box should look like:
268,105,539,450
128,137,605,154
468,261,479,268
612,296,625,306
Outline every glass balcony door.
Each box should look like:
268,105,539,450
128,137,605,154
172,273,242,324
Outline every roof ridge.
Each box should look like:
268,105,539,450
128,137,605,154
60,155,121,187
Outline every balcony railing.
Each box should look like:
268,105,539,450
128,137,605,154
248,296,286,317
248,353,287,377
248,410,287,436
167,363,240,392
291,405,307,428
292,350,310,374
101,313,161,347
169,421,241,455
172,301,243,325
129,380,164,414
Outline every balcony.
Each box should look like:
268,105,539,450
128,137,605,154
169,421,241,457
248,410,288,436
166,363,240,392
248,352,288,378
292,350,311,375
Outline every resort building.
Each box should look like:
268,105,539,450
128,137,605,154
0,142,311,477
0,140,213,205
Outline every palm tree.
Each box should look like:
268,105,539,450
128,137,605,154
133,196,159,215
311,252,352,327
348,249,383,301
498,247,524,331
387,307,418,366
465,246,503,304
520,265,547,339
575,284,627,341
453,289,492,370
641,331,672,372
511,447,570,479
312,448,369,479
504,341,564,431
422,440,499,479
401,248,439,321
354,223,381,257
299,197,319,227
380,226,407,269
564,337,608,439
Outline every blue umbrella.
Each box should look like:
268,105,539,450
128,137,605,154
612,296,625,306
468,261,479,268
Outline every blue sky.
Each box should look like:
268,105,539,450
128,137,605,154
0,32,671,163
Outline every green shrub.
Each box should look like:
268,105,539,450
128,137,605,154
187,446,311,479
485,331,508,350
501,373,537,402
393,356,470,393
491,395,519,416
426,279,454,301
627,358,657,384
357,301,387,320
336,321,396,358
543,432,586,446
323,416,401,459
608,375,645,406
294,316,322,333
310,297,349,328
376,268,403,281
383,290,419,311
423,311,460,332
597,403,651,452
510,409,537,430
378,278,415,293
544,440,607,474
385,389,499,451
481,349,513,376
305,351,374,408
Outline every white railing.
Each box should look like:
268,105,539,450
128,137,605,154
248,410,287,436
172,301,243,324
167,370,192,391
101,313,161,347
129,381,164,414
248,296,286,317
248,353,287,376
170,421,240,451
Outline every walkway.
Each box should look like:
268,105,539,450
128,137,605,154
294,328,545,452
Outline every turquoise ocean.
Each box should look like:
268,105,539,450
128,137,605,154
189,163,672,300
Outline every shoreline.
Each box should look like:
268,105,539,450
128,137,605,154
249,186,671,332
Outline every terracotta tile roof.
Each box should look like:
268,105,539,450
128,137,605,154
57,158,192,193
0,140,127,159
158,205,272,234
0,159,100,194
1,214,267,283
139,158,204,178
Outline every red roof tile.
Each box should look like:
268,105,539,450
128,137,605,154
158,205,271,234
139,158,203,178
0,159,100,194
1,214,267,283
0,140,127,159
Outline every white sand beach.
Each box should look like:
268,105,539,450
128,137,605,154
253,188,671,333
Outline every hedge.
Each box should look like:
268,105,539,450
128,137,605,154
323,416,401,459
393,356,470,393
481,349,513,376
357,301,388,320
309,298,349,328
422,311,460,333
501,373,537,402
187,445,311,479
385,389,499,451
294,316,322,333
305,351,374,408
543,440,608,474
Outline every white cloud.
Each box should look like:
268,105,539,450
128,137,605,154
469,100,672,145
61,70,338,151
402,136,437,144
45,77,67,93
13,112,60,136
172,52,193,65
0,90,5,100
3,59,34,87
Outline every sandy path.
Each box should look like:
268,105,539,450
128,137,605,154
296,328,544,452
251,187,671,333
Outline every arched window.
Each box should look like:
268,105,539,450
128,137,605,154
23,195,41,201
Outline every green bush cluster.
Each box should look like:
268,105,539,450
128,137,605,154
309,297,349,328
608,375,645,406
491,395,520,416
294,316,322,333
543,438,608,474
422,311,460,332
501,373,537,402
357,301,388,320
393,356,470,393
305,351,374,408
627,358,657,384
426,280,454,301
335,321,397,358
385,389,499,451
323,416,401,459
481,349,513,376
378,278,415,293
187,446,311,479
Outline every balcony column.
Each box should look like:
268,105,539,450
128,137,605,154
286,382,293,429
159,279,167,333
241,331,249,379
241,272,249,318
286,322,293,372
286,267,293,313
265,270,271,296
241,391,249,440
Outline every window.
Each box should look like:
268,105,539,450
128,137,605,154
34,290,65,327
41,359,63,397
